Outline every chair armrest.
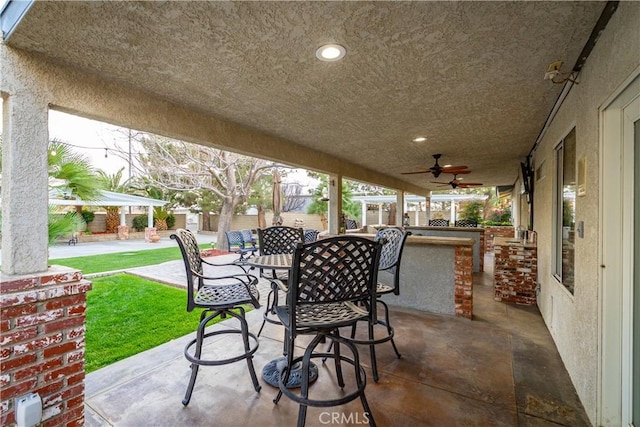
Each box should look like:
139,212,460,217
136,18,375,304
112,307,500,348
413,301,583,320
201,257,250,273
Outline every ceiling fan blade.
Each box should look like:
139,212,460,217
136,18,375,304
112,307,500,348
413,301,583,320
401,170,431,175
441,166,469,172
458,183,483,187
443,169,471,175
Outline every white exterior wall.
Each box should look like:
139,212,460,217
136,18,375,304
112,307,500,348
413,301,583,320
532,3,640,423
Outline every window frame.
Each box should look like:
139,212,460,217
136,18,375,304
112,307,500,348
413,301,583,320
553,128,576,294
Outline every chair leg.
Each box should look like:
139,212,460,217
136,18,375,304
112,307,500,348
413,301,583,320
182,364,199,406
331,331,345,388
297,339,319,427
236,310,261,392
182,312,209,405
379,300,401,358
274,341,294,404
367,317,379,382
257,288,274,337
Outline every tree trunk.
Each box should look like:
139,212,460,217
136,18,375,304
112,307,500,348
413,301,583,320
202,211,211,231
257,206,266,229
217,201,236,251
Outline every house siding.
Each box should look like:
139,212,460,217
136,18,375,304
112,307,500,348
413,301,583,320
532,2,640,424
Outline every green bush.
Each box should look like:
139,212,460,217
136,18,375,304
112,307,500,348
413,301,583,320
132,215,148,232
482,221,513,226
166,214,176,229
81,210,95,224
459,201,483,223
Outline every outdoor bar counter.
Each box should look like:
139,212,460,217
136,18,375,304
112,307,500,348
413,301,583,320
357,233,475,319
405,226,485,273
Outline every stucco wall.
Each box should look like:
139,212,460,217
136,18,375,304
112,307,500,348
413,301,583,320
532,3,640,423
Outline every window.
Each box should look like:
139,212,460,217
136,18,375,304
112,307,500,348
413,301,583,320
554,128,576,293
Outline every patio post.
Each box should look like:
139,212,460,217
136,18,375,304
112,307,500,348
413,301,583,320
327,174,342,234
0,90,49,274
361,200,367,226
396,191,405,226
147,205,154,228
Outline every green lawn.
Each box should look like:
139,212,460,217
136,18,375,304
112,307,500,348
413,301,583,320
50,245,208,274
85,274,200,373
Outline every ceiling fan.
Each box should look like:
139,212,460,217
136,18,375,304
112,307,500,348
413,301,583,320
432,174,483,189
401,154,469,178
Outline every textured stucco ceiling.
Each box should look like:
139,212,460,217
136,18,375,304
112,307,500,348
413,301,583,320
5,1,605,190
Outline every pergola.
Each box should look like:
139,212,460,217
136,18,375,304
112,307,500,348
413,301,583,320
47,190,167,229
352,194,489,226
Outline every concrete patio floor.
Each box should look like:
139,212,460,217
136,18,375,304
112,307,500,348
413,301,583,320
83,255,590,426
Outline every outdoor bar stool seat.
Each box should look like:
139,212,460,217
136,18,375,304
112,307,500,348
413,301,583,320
171,228,262,406
428,218,450,226
256,226,304,336
273,236,382,427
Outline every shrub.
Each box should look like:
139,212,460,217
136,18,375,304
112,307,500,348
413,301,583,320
132,215,148,232
166,214,176,229
81,210,95,224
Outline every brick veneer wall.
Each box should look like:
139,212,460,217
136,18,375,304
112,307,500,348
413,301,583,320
454,246,473,319
493,243,537,305
1,267,91,426
483,226,514,253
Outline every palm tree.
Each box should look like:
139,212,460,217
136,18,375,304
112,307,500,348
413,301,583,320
96,168,130,233
47,141,104,244
49,141,103,202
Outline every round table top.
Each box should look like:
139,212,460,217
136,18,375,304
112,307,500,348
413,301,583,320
245,253,292,269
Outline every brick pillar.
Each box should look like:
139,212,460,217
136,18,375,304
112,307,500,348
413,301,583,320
144,227,157,243
1,267,91,426
117,225,130,240
454,246,473,319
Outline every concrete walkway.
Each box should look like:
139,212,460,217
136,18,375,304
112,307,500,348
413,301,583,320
0,231,216,260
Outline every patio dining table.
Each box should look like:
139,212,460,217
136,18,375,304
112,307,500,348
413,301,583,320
245,254,319,389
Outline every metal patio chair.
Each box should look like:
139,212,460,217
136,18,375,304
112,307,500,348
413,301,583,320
225,230,256,262
324,227,409,382
303,229,319,243
171,228,262,405
240,229,258,254
256,226,304,336
273,235,382,427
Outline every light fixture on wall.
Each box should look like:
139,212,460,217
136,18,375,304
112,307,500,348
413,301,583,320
543,60,578,84
316,44,346,62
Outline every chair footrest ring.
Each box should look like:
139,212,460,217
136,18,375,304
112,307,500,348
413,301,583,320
278,353,367,408
184,329,259,366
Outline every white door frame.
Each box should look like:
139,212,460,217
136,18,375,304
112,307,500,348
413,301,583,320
599,69,640,426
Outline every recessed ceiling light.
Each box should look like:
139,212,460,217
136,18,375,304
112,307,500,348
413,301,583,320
412,136,427,142
316,44,346,62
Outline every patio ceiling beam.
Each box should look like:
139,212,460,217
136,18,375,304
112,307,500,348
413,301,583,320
4,48,428,197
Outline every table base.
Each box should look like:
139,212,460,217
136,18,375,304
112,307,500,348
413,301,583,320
261,357,319,389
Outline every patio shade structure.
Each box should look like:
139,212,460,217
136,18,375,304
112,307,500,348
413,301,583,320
46,189,167,229
1,1,638,426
